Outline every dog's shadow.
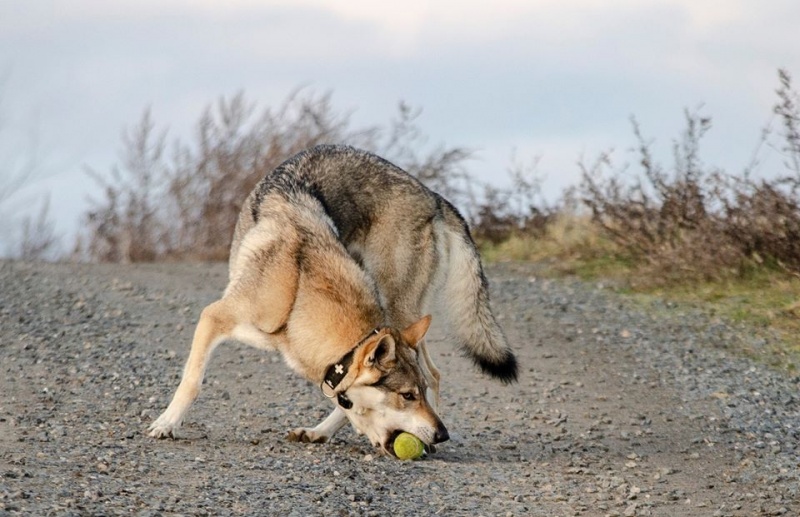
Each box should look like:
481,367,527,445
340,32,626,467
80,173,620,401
417,431,558,466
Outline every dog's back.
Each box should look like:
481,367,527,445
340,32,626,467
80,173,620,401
235,145,517,383
233,145,437,254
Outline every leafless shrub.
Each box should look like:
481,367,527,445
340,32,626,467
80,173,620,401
380,102,474,209
77,70,800,274
82,109,167,262
19,195,59,260
0,76,63,260
472,154,556,244
724,181,800,273
581,110,726,266
579,69,800,283
0,76,39,207
472,185,520,245
774,69,800,178
722,70,800,272
77,90,472,262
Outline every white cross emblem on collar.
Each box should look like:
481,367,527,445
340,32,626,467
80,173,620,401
335,364,344,375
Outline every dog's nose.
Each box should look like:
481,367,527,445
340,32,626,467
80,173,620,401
433,422,449,444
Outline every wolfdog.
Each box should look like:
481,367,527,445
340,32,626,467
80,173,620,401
149,145,517,456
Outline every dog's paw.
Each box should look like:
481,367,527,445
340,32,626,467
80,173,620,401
286,428,328,444
148,414,180,439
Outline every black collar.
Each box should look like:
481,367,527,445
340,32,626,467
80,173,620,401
321,328,381,409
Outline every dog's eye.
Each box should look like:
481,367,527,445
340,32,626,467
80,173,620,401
401,392,416,401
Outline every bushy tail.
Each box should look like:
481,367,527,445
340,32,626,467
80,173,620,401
440,220,518,384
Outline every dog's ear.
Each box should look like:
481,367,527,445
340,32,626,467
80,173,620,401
401,315,432,349
362,334,396,370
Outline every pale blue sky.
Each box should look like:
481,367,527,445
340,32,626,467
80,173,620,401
2,0,799,253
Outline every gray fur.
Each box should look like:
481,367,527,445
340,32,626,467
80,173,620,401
238,145,518,382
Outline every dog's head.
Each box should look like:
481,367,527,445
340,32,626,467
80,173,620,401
336,315,448,456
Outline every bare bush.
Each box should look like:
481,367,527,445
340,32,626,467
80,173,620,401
0,76,40,207
19,195,59,260
723,180,800,273
77,70,800,276
380,102,474,210
77,91,471,262
774,69,800,178
582,112,716,250
82,109,167,262
579,69,800,283
472,154,556,244
0,78,61,260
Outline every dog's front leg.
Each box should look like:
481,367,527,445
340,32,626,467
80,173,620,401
287,406,348,444
148,301,233,438
417,339,442,413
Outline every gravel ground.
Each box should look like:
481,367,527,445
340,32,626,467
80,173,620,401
1,260,799,516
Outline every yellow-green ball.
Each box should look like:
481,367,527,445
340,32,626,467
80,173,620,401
393,432,425,460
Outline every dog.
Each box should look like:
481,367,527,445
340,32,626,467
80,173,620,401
148,145,517,456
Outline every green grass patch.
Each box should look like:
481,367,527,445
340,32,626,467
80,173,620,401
478,214,622,266
643,270,800,337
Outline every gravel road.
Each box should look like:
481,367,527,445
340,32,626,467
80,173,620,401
2,260,799,516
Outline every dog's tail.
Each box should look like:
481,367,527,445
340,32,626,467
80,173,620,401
438,204,518,384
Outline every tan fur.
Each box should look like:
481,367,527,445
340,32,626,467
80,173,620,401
149,191,447,455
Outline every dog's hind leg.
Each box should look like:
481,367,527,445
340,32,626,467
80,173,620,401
148,300,235,438
287,407,348,444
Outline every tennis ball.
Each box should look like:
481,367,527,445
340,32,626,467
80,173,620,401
393,432,425,460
